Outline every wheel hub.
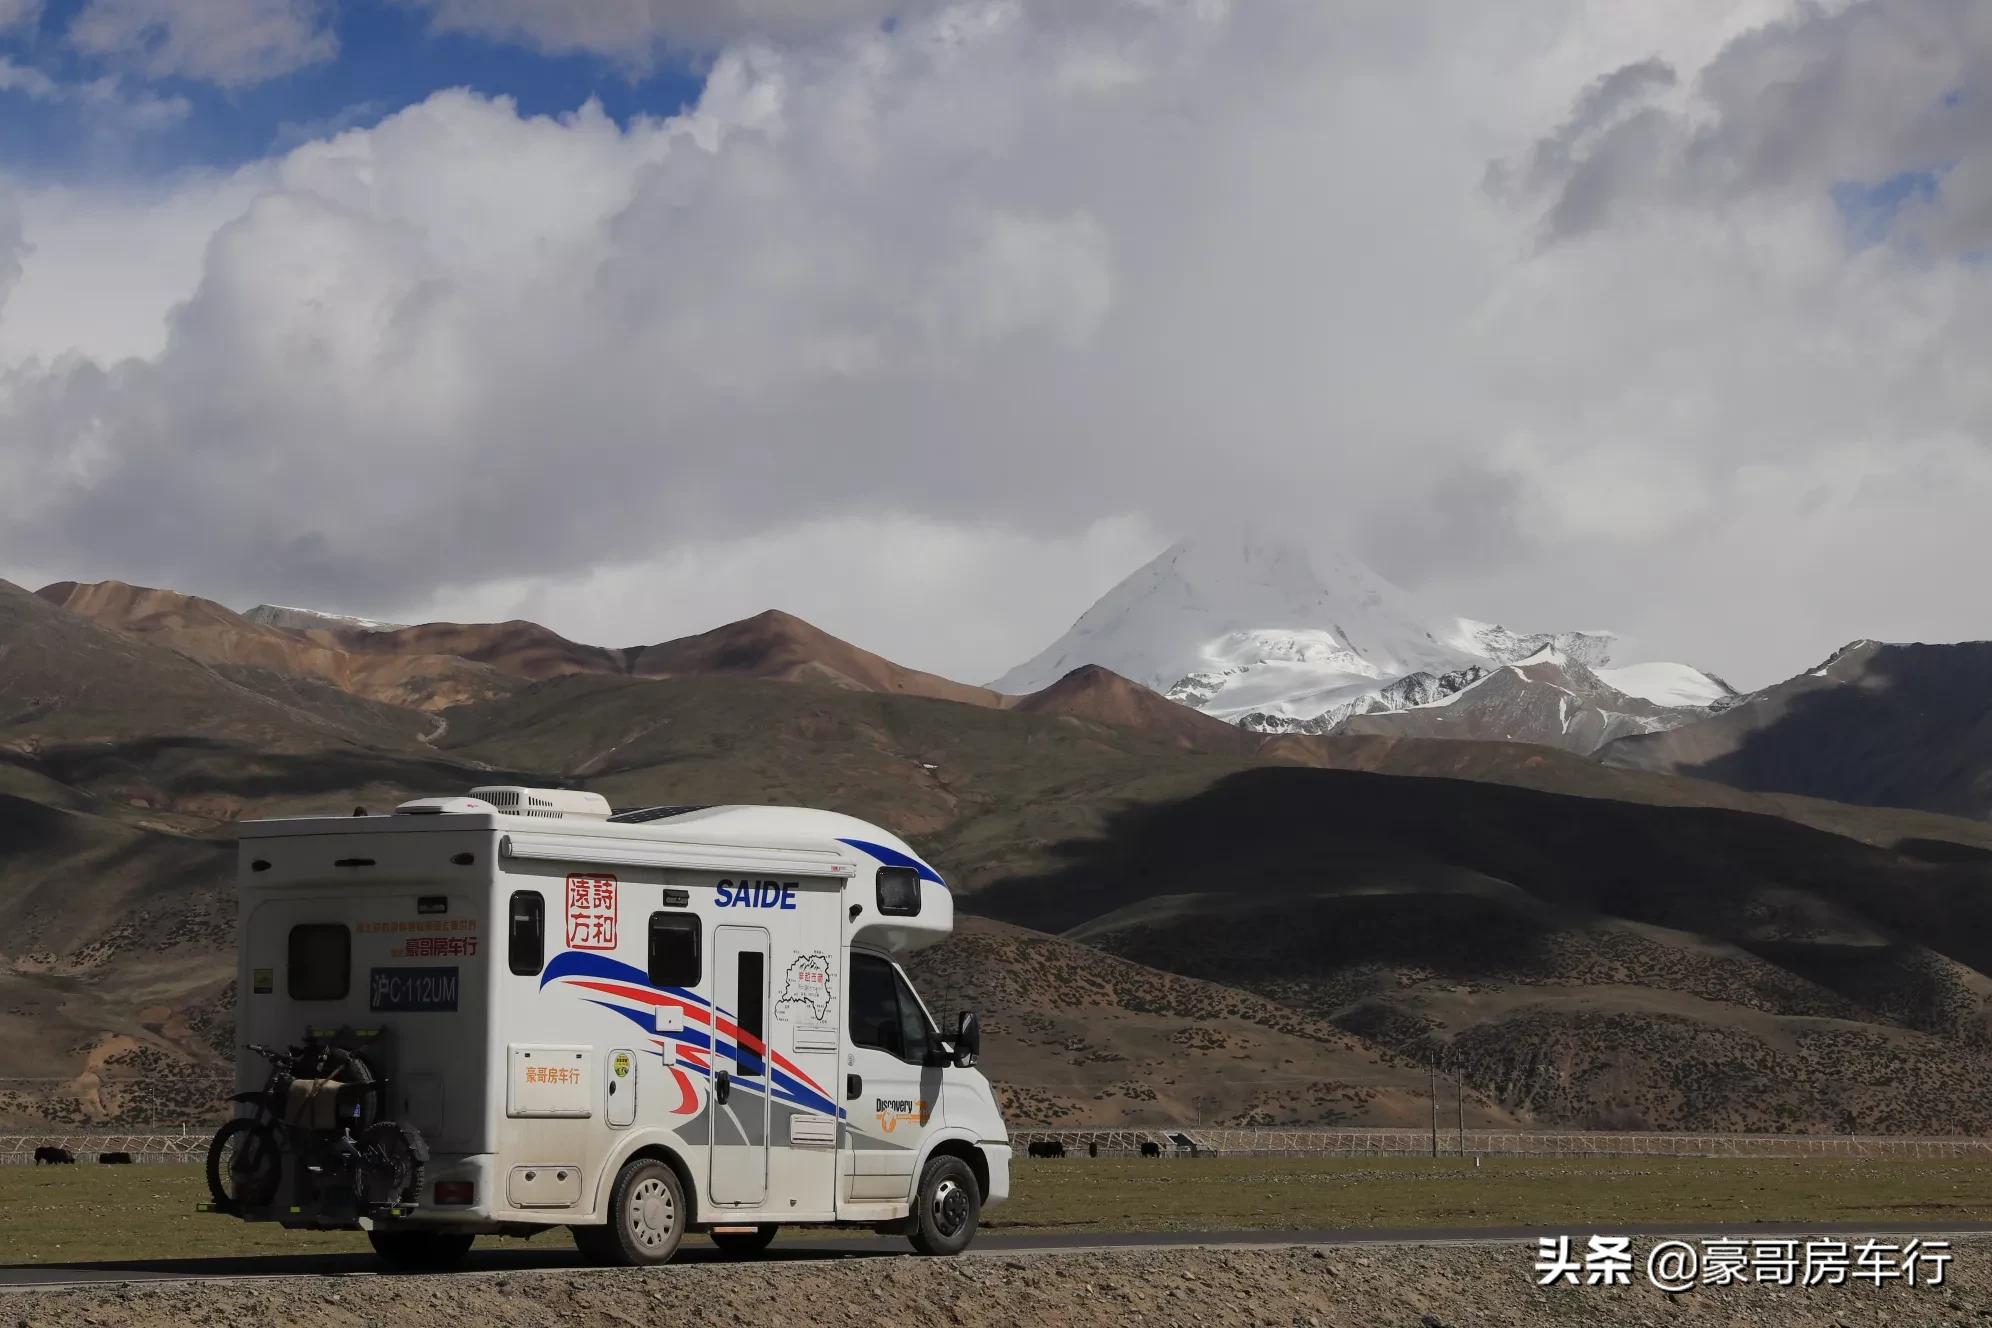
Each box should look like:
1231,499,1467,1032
630,1177,674,1248
932,1178,968,1236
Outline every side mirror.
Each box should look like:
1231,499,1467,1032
953,1011,981,1068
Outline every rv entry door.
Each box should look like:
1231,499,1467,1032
710,926,771,1205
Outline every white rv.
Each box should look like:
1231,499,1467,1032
217,787,1010,1268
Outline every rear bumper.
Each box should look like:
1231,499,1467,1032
392,1152,495,1225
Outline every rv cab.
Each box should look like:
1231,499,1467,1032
219,788,1010,1267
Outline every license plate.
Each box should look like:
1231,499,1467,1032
368,966,459,1013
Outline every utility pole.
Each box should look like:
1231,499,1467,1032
1429,1064,1438,1158
1456,1075,1465,1157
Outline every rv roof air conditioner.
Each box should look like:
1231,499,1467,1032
392,788,612,819
469,786,613,820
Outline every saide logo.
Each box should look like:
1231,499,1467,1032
715,878,800,910
875,1097,929,1133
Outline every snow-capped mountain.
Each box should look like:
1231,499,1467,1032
991,530,1732,751
1336,644,1714,751
245,603,409,635
1596,661,1739,710
991,532,1480,702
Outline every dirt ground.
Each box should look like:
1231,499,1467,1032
7,1238,1990,1327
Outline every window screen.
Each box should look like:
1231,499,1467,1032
849,952,904,1060
288,924,351,1001
648,913,700,988
735,951,765,1077
508,891,544,976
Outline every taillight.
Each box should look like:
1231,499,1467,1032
434,1181,475,1205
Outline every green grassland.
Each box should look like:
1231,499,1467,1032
3,1156,1990,1266
992,1155,1992,1233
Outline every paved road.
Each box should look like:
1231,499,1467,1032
6,1221,1992,1291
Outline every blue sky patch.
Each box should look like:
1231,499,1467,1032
0,0,707,179
1830,168,1942,250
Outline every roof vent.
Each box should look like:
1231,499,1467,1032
468,786,612,821
395,797,499,816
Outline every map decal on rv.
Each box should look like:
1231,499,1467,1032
778,952,833,1021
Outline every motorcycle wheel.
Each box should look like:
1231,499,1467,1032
206,1118,281,1212
355,1119,429,1207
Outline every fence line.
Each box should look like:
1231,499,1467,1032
1007,1127,1992,1161
0,1126,208,1164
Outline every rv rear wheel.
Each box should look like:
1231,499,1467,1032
574,1158,686,1267
907,1154,980,1256
709,1224,779,1257
367,1230,474,1271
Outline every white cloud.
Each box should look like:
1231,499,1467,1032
0,56,58,100
0,187,22,317
0,0,37,33
1496,0,1992,251
395,514,1165,682
0,53,191,134
67,0,336,89
1,0,1989,690
0,166,268,365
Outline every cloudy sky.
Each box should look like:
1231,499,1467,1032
0,0,1985,690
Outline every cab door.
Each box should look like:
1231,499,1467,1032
709,925,771,1205
841,951,943,1203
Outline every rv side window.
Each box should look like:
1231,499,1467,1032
648,913,700,988
850,952,935,1064
876,866,921,917
893,965,939,1065
735,951,765,1077
287,924,350,1001
508,891,544,976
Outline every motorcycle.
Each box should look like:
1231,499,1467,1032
206,1034,427,1222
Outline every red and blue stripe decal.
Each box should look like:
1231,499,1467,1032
540,952,839,1119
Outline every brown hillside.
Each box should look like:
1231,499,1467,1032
1013,665,1250,753
323,618,625,682
1,579,413,752
10,575,1992,1133
973,764,1992,1134
1602,639,1992,820
38,580,514,713
628,609,1005,707
37,580,246,635
1259,731,1992,854
908,916,1512,1127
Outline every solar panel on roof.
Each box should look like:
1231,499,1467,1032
607,805,712,824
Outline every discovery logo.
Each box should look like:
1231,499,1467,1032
875,1097,930,1133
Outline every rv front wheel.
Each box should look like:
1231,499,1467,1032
907,1154,980,1256
367,1230,474,1271
576,1158,686,1267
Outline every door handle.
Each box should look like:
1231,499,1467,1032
715,1070,731,1105
846,1073,862,1101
